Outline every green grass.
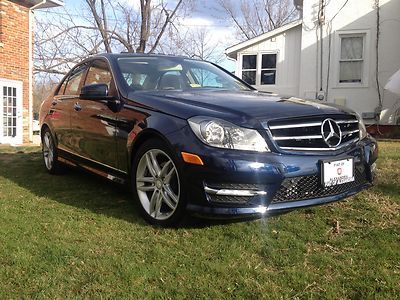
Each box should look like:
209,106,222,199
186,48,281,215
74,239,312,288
0,142,399,299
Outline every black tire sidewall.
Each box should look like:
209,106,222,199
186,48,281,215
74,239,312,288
41,128,63,174
131,139,187,227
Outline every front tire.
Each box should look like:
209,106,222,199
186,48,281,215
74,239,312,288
132,139,187,226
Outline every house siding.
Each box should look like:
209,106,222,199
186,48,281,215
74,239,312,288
0,0,31,143
235,25,302,96
227,0,400,125
299,0,400,124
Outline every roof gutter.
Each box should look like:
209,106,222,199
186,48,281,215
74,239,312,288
31,0,47,10
0,1,4,48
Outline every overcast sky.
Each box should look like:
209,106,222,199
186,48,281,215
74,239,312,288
37,0,238,71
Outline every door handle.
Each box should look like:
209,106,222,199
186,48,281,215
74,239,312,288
73,102,82,111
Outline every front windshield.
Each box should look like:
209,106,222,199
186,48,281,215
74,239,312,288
117,56,253,92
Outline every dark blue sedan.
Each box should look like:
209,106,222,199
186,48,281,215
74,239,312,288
39,54,378,226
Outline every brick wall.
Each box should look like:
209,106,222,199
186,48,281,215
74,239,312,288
0,0,30,143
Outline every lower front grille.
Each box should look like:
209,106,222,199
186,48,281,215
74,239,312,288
207,194,254,205
272,166,368,203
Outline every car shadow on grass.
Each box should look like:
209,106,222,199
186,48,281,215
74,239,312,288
0,150,264,228
0,150,146,224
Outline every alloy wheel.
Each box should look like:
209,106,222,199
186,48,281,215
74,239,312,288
43,131,54,170
136,149,180,220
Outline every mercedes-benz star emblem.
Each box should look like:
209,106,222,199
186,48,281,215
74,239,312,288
321,119,342,147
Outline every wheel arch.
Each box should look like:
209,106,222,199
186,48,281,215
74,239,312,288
128,128,177,175
40,123,51,145
40,123,57,143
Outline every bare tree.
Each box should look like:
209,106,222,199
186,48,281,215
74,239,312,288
218,0,299,41
164,27,225,63
33,78,58,117
34,0,189,76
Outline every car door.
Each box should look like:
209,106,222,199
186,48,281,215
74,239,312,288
70,59,119,169
50,64,87,153
114,63,151,173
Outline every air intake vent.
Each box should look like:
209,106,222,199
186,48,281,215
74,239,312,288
272,165,368,203
265,115,360,151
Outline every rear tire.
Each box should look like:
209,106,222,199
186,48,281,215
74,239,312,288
131,139,187,227
41,128,65,174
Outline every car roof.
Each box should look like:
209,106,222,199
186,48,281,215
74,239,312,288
90,53,200,62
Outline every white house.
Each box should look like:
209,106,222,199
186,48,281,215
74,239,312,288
225,0,400,126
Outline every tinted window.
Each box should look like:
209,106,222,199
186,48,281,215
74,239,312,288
84,60,112,89
64,64,87,95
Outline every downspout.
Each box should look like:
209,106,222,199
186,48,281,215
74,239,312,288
28,0,47,142
374,0,383,123
319,0,325,99
0,1,3,49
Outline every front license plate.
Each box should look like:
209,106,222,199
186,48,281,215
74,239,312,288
322,158,354,187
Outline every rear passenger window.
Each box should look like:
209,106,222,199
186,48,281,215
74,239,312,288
84,60,112,89
64,64,87,96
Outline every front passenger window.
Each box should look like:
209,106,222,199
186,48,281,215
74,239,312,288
64,65,87,95
85,60,112,90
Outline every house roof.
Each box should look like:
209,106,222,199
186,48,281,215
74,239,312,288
225,19,302,59
11,0,64,9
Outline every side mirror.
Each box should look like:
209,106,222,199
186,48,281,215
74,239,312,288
79,84,115,100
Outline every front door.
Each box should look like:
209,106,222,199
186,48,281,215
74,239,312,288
0,79,23,145
70,59,118,169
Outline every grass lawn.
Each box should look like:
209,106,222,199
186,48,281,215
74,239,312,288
0,142,399,299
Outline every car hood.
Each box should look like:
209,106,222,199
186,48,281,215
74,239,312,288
126,90,356,129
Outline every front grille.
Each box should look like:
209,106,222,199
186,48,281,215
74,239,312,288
208,194,253,205
266,115,360,151
272,166,368,203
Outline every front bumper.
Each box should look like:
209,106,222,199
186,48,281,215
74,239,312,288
167,127,378,218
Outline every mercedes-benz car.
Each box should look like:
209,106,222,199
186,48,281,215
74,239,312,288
39,54,378,226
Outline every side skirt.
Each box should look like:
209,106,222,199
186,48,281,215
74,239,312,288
57,149,128,185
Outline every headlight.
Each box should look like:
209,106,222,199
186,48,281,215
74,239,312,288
188,116,270,152
355,113,367,139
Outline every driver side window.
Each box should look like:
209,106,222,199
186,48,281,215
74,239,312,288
158,71,184,90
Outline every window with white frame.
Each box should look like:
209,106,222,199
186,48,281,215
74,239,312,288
261,54,277,85
241,53,277,85
241,54,257,85
339,34,365,83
